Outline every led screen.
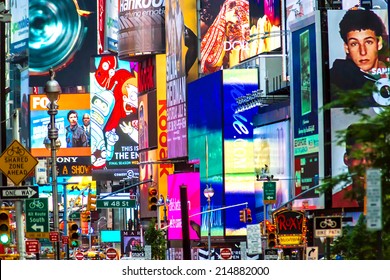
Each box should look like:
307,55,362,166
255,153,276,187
223,68,259,236
167,173,201,240
101,230,121,243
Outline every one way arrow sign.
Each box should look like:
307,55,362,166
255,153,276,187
0,186,39,200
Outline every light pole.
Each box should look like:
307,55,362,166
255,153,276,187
44,68,61,260
158,194,170,259
203,185,214,260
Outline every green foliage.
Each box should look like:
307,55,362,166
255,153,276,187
144,218,167,260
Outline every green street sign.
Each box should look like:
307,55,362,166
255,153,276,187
263,181,276,204
97,199,136,209
69,212,80,220
25,198,49,237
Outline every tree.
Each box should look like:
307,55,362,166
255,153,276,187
143,218,166,260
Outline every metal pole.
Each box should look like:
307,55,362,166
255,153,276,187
207,197,211,260
163,204,168,260
49,103,60,260
263,203,267,260
63,183,69,259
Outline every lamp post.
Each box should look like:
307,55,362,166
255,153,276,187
45,68,61,260
203,185,214,260
158,194,170,259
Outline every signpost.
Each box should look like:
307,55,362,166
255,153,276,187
0,186,38,200
25,198,49,239
106,248,117,260
220,248,232,260
97,199,136,209
366,168,382,231
25,240,40,254
0,140,38,185
263,182,276,204
75,251,84,260
314,216,342,238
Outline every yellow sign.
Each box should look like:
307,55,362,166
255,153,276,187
278,235,304,246
25,232,50,239
0,140,38,185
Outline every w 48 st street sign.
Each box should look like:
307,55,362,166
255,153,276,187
0,186,39,200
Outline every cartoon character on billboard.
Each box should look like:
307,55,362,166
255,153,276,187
91,55,138,169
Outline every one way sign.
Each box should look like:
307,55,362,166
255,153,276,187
0,186,39,200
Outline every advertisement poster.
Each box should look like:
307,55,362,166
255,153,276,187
118,0,165,59
29,0,97,87
10,0,29,56
106,0,119,52
223,68,258,236
291,12,324,210
167,173,201,240
89,55,139,181
29,93,91,158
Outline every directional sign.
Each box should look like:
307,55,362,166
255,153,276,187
97,199,136,209
306,246,318,260
0,186,39,200
0,140,38,185
263,181,276,204
314,216,342,238
25,198,49,239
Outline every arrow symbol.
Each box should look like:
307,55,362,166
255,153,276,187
31,224,44,232
26,187,38,198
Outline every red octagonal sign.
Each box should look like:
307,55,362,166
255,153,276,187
75,251,84,260
106,247,117,260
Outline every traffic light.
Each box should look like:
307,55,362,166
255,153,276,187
68,222,80,248
81,211,91,222
245,208,252,223
148,186,158,211
267,232,276,248
87,193,97,211
0,210,10,245
239,209,246,223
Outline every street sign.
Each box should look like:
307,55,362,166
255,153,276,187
263,181,276,204
62,236,69,245
0,186,39,200
314,216,342,237
366,168,382,231
0,140,38,185
49,231,59,242
25,240,40,254
106,248,117,260
25,198,49,239
306,246,318,260
220,248,232,260
97,199,136,209
75,251,84,260
264,249,278,260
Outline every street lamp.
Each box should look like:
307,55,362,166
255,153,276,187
203,185,214,260
45,68,61,260
157,194,170,259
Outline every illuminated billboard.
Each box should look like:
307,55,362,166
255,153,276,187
89,55,139,181
290,12,324,210
223,68,259,236
29,93,91,158
29,0,97,87
167,172,201,240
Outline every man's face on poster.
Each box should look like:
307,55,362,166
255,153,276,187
344,29,382,73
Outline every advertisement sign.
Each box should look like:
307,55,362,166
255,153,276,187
328,10,389,208
121,230,141,257
118,0,165,58
29,94,91,158
89,55,139,181
106,0,118,52
29,0,97,87
167,173,201,240
273,209,306,246
223,69,258,236
290,12,324,210
10,0,29,55
187,71,224,237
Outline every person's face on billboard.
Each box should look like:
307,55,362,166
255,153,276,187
68,113,78,126
344,29,382,72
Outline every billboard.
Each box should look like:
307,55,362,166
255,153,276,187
89,55,139,181
290,12,324,210
188,71,224,237
328,9,389,208
167,172,201,240
223,68,259,236
200,0,250,73
29,93,91,157
118,0,165,59
29,0,97,87
10,0,29,56
106,0,119,52
253,120,290,217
